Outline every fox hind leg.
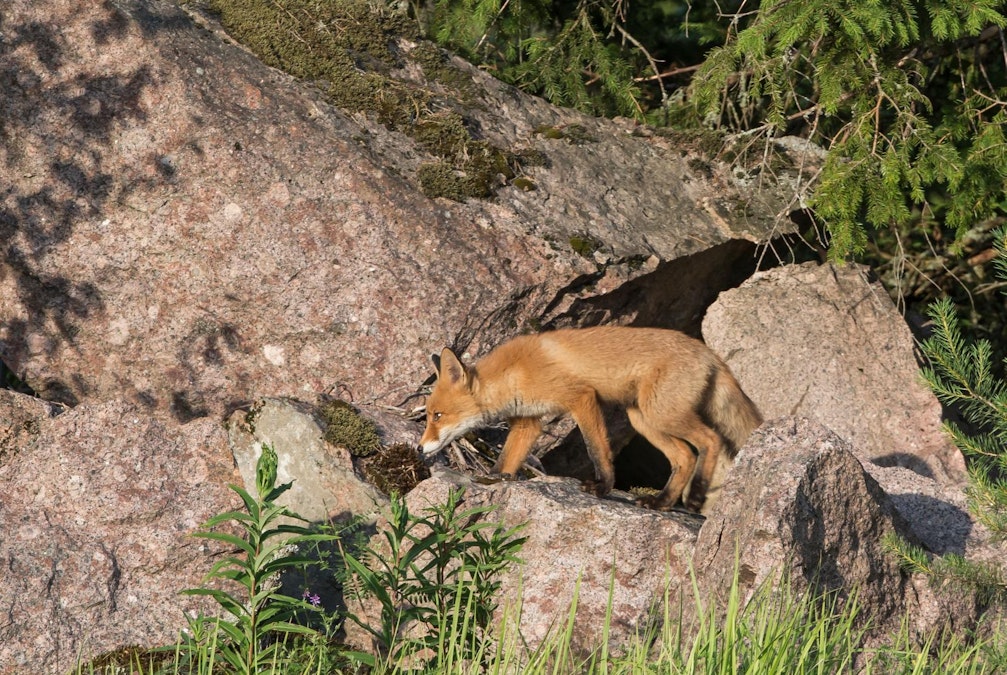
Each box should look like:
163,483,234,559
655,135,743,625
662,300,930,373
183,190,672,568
626,409,730,512
626,407,697,510
680,423,727,512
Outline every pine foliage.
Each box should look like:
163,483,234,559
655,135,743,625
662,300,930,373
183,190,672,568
888,228,1007,605
882,532,1007,605
422,0,1007,260
690,0,1007,259
427,0,646,117
920,227,1007,536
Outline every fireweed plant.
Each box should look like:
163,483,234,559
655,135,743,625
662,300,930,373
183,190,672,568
179,444,338,675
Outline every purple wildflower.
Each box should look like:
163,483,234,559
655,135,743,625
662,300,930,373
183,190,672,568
302,589,321,607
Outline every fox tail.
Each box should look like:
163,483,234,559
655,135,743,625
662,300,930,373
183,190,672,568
707,366,763,458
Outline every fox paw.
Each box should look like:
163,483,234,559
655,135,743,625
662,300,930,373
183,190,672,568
684,495,705,513
635,494,667,511
636,493,687,512
580,479,613,498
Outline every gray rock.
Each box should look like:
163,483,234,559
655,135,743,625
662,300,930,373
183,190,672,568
348,470,701,659
703,262,966,485
355,402,424,450
864,462,1005,566
694,417,983,645
225,398,387,523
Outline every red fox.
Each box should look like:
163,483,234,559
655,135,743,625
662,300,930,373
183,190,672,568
417,326,763,513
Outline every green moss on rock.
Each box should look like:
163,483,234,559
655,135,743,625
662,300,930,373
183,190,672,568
569,233,603,258
413,112,472,158
409,42,479,103
418,162,475,201
205,0,530,201
533,123,596,145
512,176,537,191
418,140,518,201
319,399,381,457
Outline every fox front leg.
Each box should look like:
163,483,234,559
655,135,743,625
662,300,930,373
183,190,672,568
492,416,543,478
569,393,616,498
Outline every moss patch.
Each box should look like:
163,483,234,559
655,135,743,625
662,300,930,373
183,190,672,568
418,161,477,201
408,41,480,103
317,400,429,494
206,0,419,124
204,0,533,201
413,111,472,158
569,233,603,258
319,399,381,457
512,176,536,191
534,123,597,145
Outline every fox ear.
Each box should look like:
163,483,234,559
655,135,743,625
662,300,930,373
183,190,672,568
438,347,469,387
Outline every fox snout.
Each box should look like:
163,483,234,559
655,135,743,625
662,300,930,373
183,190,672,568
414,417,473,459
417,441,441,456
417,424,448,457
416,434,439,456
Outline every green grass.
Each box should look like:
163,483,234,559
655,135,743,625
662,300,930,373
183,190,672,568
75,548,1007,674
75,571,1007,674
74,452,1007,674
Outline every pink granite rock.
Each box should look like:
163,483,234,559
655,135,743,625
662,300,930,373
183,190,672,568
0,395,239,673
0,0,782,423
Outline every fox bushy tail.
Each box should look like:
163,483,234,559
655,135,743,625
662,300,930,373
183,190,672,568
707,367,763,457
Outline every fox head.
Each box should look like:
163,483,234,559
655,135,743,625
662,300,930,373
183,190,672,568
417,348,485,456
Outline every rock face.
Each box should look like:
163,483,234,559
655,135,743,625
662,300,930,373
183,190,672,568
383,471,702,657
226,397,387,523
0,0,785,424
692,417,979,643
692,421,914,636
703,262,966,485
0,394,239,674
864,462,996,560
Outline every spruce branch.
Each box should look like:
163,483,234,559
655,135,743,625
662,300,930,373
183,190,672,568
883,533,1007,604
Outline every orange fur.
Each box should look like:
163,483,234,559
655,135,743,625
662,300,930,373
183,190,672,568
418,327,762,513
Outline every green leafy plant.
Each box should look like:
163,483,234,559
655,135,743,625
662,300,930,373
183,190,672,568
180,444,337,674
920,226,1007,536
881,226,1007,612
340,488,526,670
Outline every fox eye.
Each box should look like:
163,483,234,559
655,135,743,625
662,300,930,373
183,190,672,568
432,412,442,421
